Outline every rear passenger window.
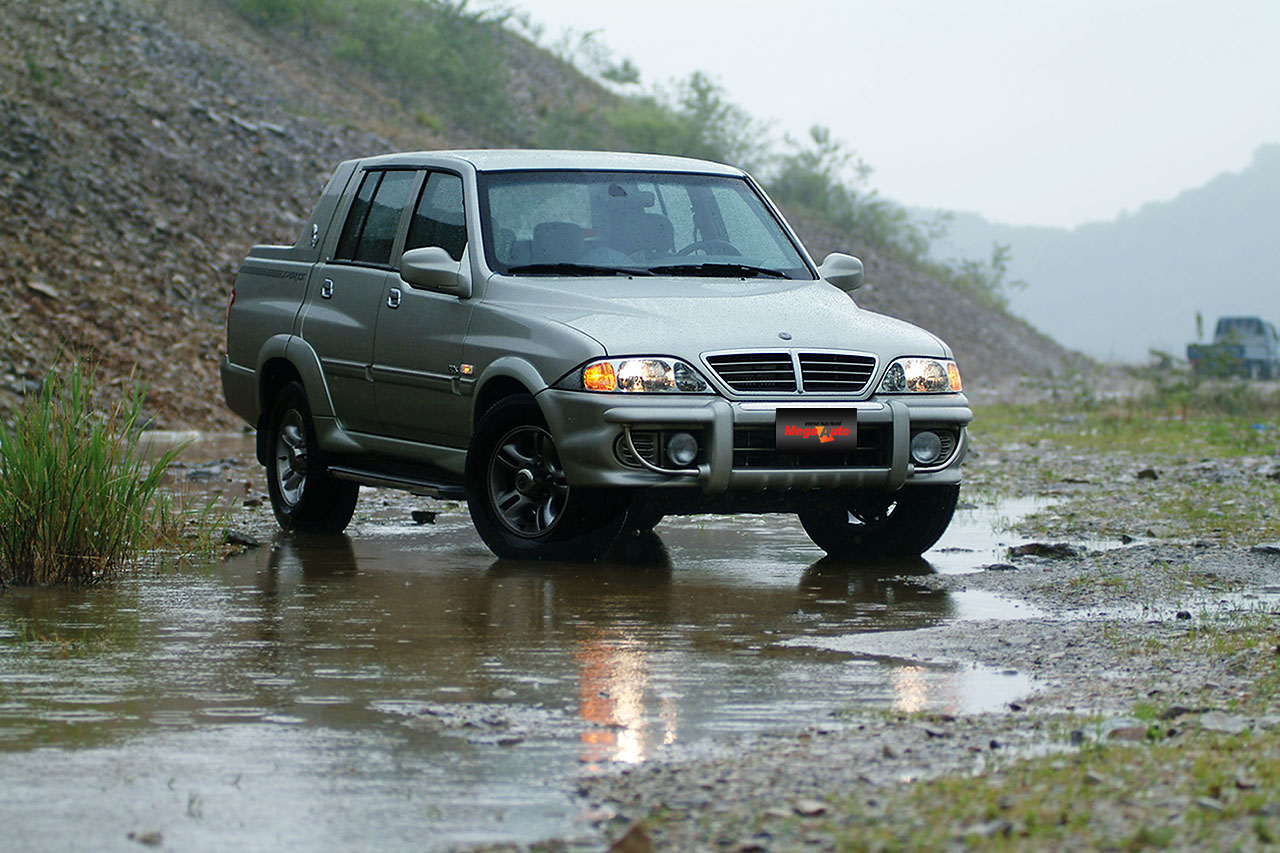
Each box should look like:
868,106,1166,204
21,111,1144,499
406,172,467,261
334,170,417,265
334,171,380,261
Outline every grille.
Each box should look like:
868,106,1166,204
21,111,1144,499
798,352,876,394
732,425,891,469
705,353,796,393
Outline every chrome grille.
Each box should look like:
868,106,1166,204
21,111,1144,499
798,352,876,394
705,353,797,393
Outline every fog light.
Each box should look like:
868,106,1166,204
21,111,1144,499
666,432,699,467
910,431,943,465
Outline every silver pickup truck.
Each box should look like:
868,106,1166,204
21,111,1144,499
221,150,971,560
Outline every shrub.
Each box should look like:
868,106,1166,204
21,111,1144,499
0,365,181,586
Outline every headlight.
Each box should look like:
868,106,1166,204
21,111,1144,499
878,358,963,393
556,357,712,393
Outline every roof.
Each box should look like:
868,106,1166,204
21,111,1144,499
352,149,745,176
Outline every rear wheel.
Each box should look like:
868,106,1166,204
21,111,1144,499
798,485,960,560
265,382,359,533
466,395,626,560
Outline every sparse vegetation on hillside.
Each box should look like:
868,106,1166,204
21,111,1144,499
223,0,1012,307
0,0,1077,432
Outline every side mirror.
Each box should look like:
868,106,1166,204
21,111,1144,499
400,246,472,298
817,252,864,292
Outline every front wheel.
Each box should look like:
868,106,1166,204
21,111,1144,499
265,382,359,533
798,485,960,560
466,396,627,560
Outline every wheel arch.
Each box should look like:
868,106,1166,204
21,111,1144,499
254,335,332,465
470,356,549,435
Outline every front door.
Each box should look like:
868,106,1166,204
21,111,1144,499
372,171,474,447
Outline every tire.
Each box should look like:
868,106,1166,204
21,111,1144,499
265,382,359,533
465,395,627,560
797,484,960,560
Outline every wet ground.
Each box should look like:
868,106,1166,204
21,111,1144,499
1,436,1049,850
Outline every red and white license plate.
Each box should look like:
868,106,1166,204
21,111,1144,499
775,409,858,453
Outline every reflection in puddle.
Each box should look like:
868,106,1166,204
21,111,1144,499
0,448,1049,848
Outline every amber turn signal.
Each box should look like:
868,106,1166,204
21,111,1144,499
582,362,617,392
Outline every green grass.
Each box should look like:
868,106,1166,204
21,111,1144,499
819,614,1280,850
0,364,182,586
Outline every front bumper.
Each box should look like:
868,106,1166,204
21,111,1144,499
538,389,971,495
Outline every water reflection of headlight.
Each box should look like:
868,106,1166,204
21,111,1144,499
892,664,964,714
574,633,676,767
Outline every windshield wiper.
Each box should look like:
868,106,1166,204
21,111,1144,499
648,262,789,279
505,263,652,277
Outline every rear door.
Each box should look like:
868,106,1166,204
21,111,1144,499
371,171,475,447
300,168,421,434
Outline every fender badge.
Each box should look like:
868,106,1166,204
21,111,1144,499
778,332,792,341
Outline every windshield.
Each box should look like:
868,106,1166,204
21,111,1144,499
476,170,814,279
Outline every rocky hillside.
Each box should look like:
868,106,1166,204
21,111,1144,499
0,0,1078,429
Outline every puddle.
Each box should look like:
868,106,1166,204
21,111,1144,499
0,438,1058,849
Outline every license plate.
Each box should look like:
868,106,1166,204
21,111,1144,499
775,409,858,453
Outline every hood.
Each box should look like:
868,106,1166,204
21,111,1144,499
482,276,949,361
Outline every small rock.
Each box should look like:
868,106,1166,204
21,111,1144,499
1069,729,1085,746
921,726,950,739
1159,705,1203,721
989,739,1001,750
1195,797,1225,813
1251,543,1280,556
1200,711,1248,734
608,821,654,853
959,820,1014,839
1008,542,1079,559
185,468,215,482
1107,726,1148,742
26,280,61,300
127,832,163,847
492,688,517,700
1175,611,1192,620
1136,467,1159,480
983,563,1019,572
242,497,262,508
411,510,438,525
1008,702,1024,712
1236,769,1259,790
1119,533,1136,544
881,743,899,759
793,798,827,817
223,529,261,548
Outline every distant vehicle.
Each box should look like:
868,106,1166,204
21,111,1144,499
221,150,971,560
1187,316,1280,379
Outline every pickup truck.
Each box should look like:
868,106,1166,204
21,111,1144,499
221,150,972,560
1187,316,1280,379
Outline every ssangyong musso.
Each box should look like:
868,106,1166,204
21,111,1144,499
221,150,971,559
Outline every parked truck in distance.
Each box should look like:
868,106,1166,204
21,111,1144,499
1187,316,1280,379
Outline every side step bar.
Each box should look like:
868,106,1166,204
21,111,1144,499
327,466,467,500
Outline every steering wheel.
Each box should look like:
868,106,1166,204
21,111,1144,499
676,239,741,257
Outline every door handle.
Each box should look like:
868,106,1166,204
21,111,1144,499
387,287,402,309
320,279,334,299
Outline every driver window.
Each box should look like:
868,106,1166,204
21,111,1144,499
406,172,467,261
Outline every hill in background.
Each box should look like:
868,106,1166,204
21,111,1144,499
922,145,1280,363
0,0,1079,428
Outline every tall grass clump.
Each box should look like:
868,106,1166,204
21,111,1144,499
0,365,181,587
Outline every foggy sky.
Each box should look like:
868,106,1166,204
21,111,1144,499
509,0,1280,228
